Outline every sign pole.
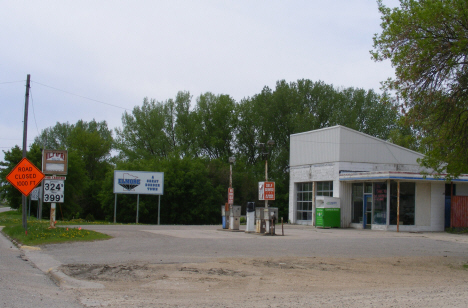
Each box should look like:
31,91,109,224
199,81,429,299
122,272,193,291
22,74,31,231
136,194,139,224
114,194,117,223
50,203,56,228
158,195,161,225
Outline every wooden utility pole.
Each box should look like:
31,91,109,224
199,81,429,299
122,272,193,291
22,74,31,231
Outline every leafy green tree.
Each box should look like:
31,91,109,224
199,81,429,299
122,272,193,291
0,143,43,211
0,146,23,209
174,91,198,157
33,119,113,219
115,98,174,160
193,93,237,159
372,0,468,177
100,156,225,224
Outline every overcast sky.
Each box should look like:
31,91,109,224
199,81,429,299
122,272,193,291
0,0,401,163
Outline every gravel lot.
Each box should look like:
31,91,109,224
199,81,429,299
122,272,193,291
20,224,468,307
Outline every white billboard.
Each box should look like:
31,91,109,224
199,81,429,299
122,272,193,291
113,170,164,195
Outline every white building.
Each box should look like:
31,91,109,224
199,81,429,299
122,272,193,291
288,125,468,231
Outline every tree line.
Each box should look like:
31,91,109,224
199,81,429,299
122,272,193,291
0,79,402,224
3,1,466,224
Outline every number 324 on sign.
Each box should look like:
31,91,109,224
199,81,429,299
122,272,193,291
43,179,65,203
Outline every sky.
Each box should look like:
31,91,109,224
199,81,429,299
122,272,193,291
0,0,401,163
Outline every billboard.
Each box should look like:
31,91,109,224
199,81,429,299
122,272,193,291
113,170,164,195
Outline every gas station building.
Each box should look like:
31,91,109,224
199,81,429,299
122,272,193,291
288,126,468,231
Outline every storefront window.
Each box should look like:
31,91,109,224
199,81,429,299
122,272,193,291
296,182,313,221
390,182,415,225
317,181,333,196
373,182,387,225
296,181,333,221
352,183,363,223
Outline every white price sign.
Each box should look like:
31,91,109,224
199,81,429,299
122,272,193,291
43,179,65,203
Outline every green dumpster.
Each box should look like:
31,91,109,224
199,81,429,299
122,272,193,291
315,196,340,228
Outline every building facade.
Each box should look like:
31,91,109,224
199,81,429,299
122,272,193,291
288,126,468,231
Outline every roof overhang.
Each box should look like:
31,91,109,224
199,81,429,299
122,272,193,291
339,171,468,183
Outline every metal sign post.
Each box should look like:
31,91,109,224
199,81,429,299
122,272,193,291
113,170,164,224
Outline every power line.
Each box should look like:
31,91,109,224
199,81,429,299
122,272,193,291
29,88,42,138
0,80,25,85
32,81,132,111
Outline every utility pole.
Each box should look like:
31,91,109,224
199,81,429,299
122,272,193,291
22,74,31,231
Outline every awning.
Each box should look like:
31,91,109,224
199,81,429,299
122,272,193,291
339,171,468,182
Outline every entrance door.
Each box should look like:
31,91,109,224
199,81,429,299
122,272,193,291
363,195,372,229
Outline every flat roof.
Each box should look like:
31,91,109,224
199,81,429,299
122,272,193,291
339,171,468,183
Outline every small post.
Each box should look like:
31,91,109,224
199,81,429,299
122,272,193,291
114,194,117,223
158,195,161,225
282,217,284,236
397,181,400,232
49,203,56,228
136,194,140,224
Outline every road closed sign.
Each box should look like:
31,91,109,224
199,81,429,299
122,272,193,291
6,158,45,196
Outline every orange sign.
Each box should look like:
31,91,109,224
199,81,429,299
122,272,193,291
6,158,45,196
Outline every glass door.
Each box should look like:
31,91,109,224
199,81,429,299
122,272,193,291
363,194,372,229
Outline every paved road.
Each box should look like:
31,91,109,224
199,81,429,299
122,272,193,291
0,207,12,213
28,224,468,266
2,217,468,307
0,227,83,308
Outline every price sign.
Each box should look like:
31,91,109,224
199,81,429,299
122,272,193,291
228,188,234,205
43,179,65,203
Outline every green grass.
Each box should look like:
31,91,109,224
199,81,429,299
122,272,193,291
0,210,111,246
446,227,468,234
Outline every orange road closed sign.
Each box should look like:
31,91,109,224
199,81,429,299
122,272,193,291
6,158,45,196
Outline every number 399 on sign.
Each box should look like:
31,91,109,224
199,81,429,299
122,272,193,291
43,179,65,203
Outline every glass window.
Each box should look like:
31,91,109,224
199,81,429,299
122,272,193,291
317,181,333,197
390,182,415,225
352,183,363,223
373,182,387,225
296,181,333,221
296,182,313,221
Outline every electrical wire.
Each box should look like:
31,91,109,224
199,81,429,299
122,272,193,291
32,81,132,111
0,80,25,85
29,87,42,138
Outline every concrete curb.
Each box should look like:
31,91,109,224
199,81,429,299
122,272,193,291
48,267,104,289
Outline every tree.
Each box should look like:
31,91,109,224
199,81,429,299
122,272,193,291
115,98,175,160
372,0,468,177
33,120,113,219
193,93,237,159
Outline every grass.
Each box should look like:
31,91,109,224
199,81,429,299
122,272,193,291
445,227,468,234
0,210,111,246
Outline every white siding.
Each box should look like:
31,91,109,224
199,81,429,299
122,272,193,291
415,182,431,226
290,125,424,168
290,127,341,166
431,183,445,231
457,183,468,196
339,181,352,227
339,127,424,165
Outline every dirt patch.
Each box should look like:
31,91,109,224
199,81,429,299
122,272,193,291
59,256,468,307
